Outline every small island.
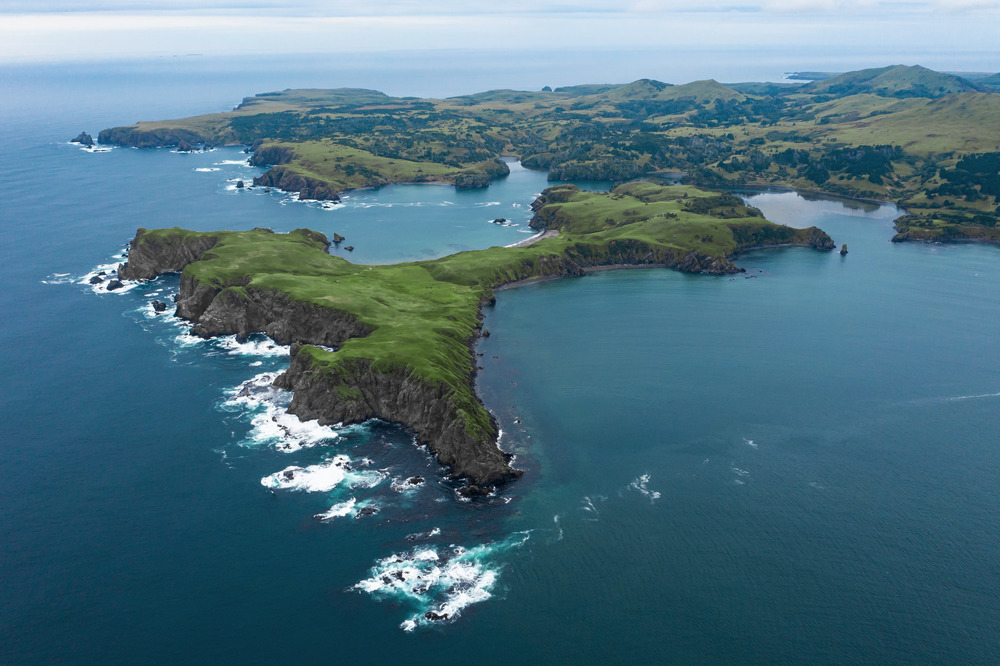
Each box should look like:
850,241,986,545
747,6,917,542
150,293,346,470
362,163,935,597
119,183,833,493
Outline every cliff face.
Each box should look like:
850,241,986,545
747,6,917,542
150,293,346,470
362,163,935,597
97,126,217,148
253,166,342,201
118,229,221,280
182,283,373,347
274,349,519,486
248,145,296,167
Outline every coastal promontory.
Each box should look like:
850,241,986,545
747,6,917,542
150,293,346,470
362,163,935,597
119,182,834,491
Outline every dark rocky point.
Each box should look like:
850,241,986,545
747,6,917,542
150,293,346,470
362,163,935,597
840,243,849,255
344,245,354,252
236,180,245,189
333,233,345,243
177,140,194,152
72,132,94,147
89,275,103,284
105,279,124,291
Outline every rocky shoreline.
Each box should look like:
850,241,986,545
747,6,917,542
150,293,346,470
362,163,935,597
119,228,521,492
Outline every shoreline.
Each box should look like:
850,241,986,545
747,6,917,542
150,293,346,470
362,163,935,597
505,229,559,249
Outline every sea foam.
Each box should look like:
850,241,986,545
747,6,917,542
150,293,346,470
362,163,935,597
262,455,385,493
221,372,339,452
629,474,661,502
355,532,529,631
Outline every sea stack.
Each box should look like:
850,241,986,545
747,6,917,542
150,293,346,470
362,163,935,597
71,132,94,147
840,244,848,255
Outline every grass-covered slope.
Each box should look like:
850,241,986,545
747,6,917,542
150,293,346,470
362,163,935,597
125,183,833,489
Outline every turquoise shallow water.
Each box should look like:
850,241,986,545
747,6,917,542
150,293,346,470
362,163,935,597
3,59,1000,663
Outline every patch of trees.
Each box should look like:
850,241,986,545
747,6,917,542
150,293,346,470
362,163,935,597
937,152,1000,201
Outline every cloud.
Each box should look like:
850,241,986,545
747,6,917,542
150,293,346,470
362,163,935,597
1,0,997,14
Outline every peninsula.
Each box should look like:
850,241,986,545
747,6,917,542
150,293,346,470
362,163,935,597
119,182,834,492
99,64,1000,242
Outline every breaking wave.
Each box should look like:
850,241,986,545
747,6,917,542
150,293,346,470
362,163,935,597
355,531,530,631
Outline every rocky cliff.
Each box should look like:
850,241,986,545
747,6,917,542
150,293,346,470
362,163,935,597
274,347,518,487
118,228,519,489
97,126,216,148
253,166,342,201
118,228,221,280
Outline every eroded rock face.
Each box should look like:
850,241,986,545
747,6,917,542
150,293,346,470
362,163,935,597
275,350,519,487
118,229,220,281
72,132,94,147
252,166,343,201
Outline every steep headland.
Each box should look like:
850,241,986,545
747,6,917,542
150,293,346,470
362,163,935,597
118,183,833,491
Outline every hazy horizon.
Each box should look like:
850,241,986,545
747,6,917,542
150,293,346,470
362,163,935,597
1,1,997,68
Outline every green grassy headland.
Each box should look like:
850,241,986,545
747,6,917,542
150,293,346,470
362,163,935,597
129,183,831,483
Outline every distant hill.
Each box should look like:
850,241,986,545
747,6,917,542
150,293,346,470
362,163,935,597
977,73,1000,91
803,65,983,98
655,79,744,103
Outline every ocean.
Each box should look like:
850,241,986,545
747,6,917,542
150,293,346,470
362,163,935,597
2,54,1000,663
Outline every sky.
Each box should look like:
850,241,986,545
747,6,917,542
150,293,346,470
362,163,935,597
0,0,998,66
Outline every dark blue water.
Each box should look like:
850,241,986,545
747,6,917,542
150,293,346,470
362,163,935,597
3,59,1000,664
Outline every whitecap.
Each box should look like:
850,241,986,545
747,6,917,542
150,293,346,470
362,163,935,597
629,474,661,503
194,167,221,172
744,438,757,449
551,514,564,542
355,532,529,631
475,201,502,207
215,335,289,358
947,391,1000,402
315,497,357,521
215,159,250,165
730,466,750,485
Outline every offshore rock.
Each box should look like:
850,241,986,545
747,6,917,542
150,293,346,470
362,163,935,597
72,132,94,147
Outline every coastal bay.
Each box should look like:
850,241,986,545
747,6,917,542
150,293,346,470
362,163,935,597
4,57,1000,662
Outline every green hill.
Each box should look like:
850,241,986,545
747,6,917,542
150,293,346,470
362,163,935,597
804,65,982,98
976,73,1000,91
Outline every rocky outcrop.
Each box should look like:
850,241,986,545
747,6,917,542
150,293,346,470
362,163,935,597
454,172,490,190
72,132,94,147
253,166,343,201
118,229,221,280
274,349,519,487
